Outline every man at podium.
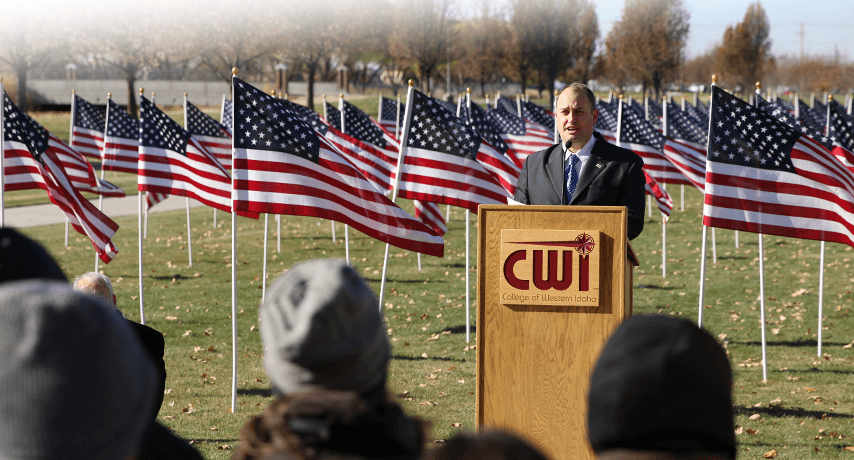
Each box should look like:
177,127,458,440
513,83,645,240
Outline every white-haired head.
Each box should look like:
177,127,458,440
72,272,116,307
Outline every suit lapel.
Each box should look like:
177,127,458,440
570,138,608,204
544,144,566,204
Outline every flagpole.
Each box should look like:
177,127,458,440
553,89,559,143
379,80,416,313
698,75,718,328
463,88,474,343
339,94,350,266
0,78,5,227
66,93,74,248
182,93,193,267
137,88,147,325
321,95,337,244
515,93,522,118
818,96,833,356
395,94,401,140
661,96,668,278
230,68,239,413
216,93,228,230
262,214,268,302
754,82,768,382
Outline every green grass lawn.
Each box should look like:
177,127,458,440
11,105,854,459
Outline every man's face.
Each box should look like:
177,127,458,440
557,89,598,150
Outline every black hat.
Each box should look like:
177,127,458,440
587,315,736,459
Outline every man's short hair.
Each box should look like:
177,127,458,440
73,272,115,306
558,82,596,112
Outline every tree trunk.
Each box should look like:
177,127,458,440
306,64,316,112
126,74,138,118
16,69,28,112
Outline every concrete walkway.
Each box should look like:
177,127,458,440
3,194,204,228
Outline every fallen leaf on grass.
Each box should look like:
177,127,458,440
425,374,438,380
210,427,218,431
451,423,462,427
763,449,777,458
746,428,758,435
843,446,854,451
804,387,817,392
217,445,231,450
791,288,807,297
163,415,175,420
770,397,782,404
735,426,744,435
421,353,428,358
749,414,761,420
844,342,854,349
419,400,438,406
182,330,192,337
771,328,780,335
182,403,195,413
458,379,465,384
166,316,178,321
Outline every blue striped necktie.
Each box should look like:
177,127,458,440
565,153,579,204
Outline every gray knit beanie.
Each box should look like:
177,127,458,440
260,259,390,396
0,281,156,460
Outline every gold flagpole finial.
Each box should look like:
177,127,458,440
72,89,76,95
284,93,289,100
183,92,188,97
408,80,413,87
339,93,343,99
554,89,558,97
828,94,834,102
107,93,111,99
467,88,472,94
619,94,624,100
712,75,718,84
756,81,761,91
232,67,238,76
270,89,276,96
139,88,144,95
151,92,155,97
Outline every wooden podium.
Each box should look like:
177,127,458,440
475,205,638,460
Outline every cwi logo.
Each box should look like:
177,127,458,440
499,230,600,306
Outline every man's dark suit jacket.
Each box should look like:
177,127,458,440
126,320,166,419
513,131,646,240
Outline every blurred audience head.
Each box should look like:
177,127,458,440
587,315,735,460
430,429,550,460
260,259,390,398
0,280,156,460
233,390,424,460
73,271,117,307
0,228,66,283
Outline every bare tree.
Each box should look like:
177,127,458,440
457,1,511,97
389,0,453,93
602,0,689,98
0,21,55,111
510,0,596,106
716,2,773,91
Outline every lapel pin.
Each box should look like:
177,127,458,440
596,163,603,168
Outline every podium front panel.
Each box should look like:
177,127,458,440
476,205,631,460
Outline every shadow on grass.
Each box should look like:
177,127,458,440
735,404,852,419
364,277,430,284
728,340,848,348
237,388,272,397
150,273,195,281
392,354,467,362
440,325,476,335
637,284,676,290
718,255,750,260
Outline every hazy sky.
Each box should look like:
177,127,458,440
9,0,853,61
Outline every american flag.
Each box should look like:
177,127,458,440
396,89,511,213
643,97,663,128
661,101,708,190
138,95,256,218
757,95,854,174
518,99,555,132
828,101,854,173
799,98,827,132
433,96,459,115
3,92,119,262
378,95,403,133
414,200,447,236
70,94,106,160
186,99,232,168
644,169,673,222
704,86,854,248
489,104,554,165
619,101,692,186
595,99,618,141
461,100,523,169
103,99,140,174
49,132,125,197
326,100,388,149
220,97,234,135
685,99,709,127
230,78,443,257
496,96,520,117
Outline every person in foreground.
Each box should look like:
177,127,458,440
513,83,646,240
587,315,736,460
0,280,157,460
430,429,550,460
233,259,425,460
73,271,167,419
